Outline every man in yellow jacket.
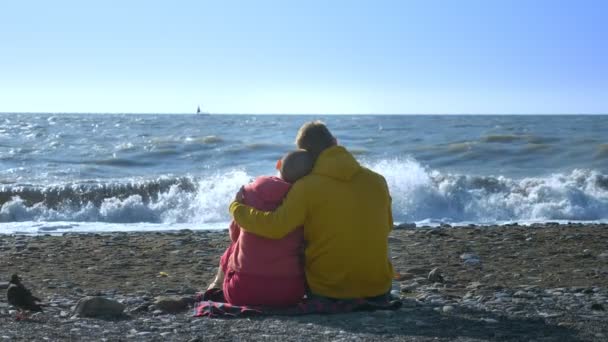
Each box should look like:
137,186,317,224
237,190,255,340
229,121,393,299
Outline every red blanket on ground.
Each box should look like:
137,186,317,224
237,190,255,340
194,289,402,318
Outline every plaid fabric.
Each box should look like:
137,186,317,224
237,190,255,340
194,289,402,318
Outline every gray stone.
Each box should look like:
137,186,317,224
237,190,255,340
154,296,195,313
400,282,419,292
0,282,9,290
128,304,149,314
427,267,444,283
481,318,499,324
464,258,481,266
460,253,478,260
460,253,481,266
466,281,483,290
73,296,125,318
442,305,454,313
513,290,534,298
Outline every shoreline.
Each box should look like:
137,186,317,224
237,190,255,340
2,220,608,236
1,223,607,341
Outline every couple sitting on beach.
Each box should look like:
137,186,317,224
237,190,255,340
207,121,394,307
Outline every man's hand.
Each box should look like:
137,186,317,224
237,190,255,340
234,186,245,203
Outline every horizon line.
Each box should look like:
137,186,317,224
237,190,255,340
1,112,607,116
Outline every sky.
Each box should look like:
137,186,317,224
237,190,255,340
0,0,607,114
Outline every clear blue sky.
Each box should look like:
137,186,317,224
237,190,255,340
1,0,607,114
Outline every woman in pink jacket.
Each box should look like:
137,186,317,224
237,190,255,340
208,150,312,307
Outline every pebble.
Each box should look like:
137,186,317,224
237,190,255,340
513,290,535,299
442,305,454,313
400,282,418,292
464,258,481,266
466,281,483,290
427,267,444,283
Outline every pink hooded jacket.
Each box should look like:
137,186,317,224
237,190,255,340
227,176,304,278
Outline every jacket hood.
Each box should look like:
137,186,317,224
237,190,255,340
244,176,292,210
312,146,361,181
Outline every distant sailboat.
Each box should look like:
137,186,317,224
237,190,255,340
196,105,210,115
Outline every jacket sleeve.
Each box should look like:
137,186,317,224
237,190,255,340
229,181,308,239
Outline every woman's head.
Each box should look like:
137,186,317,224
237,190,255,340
295,121,336,160
280,150,314,183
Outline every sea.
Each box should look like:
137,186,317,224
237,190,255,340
1,113,607,234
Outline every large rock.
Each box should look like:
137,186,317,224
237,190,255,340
154,296,194,314
73,296,125,318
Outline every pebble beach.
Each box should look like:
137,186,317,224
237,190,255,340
1,223,607,341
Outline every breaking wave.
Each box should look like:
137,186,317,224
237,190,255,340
370,159,608,223
2,159,608,226
1,170,252,224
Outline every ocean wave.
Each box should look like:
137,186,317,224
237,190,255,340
90,158,157,167
446,142,474,153
524,143,552,153
366,159,608,223
184,135,223,144
2,159,608,225
481,134,522,143
481,134,559,145
0,171,251,224
244,143,281,151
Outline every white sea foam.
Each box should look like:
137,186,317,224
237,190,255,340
0,170,252,228
2,158,608,234
366,159,608,223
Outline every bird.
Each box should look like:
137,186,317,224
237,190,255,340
6,274,43,320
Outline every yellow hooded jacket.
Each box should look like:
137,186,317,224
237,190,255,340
229,146,394,299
